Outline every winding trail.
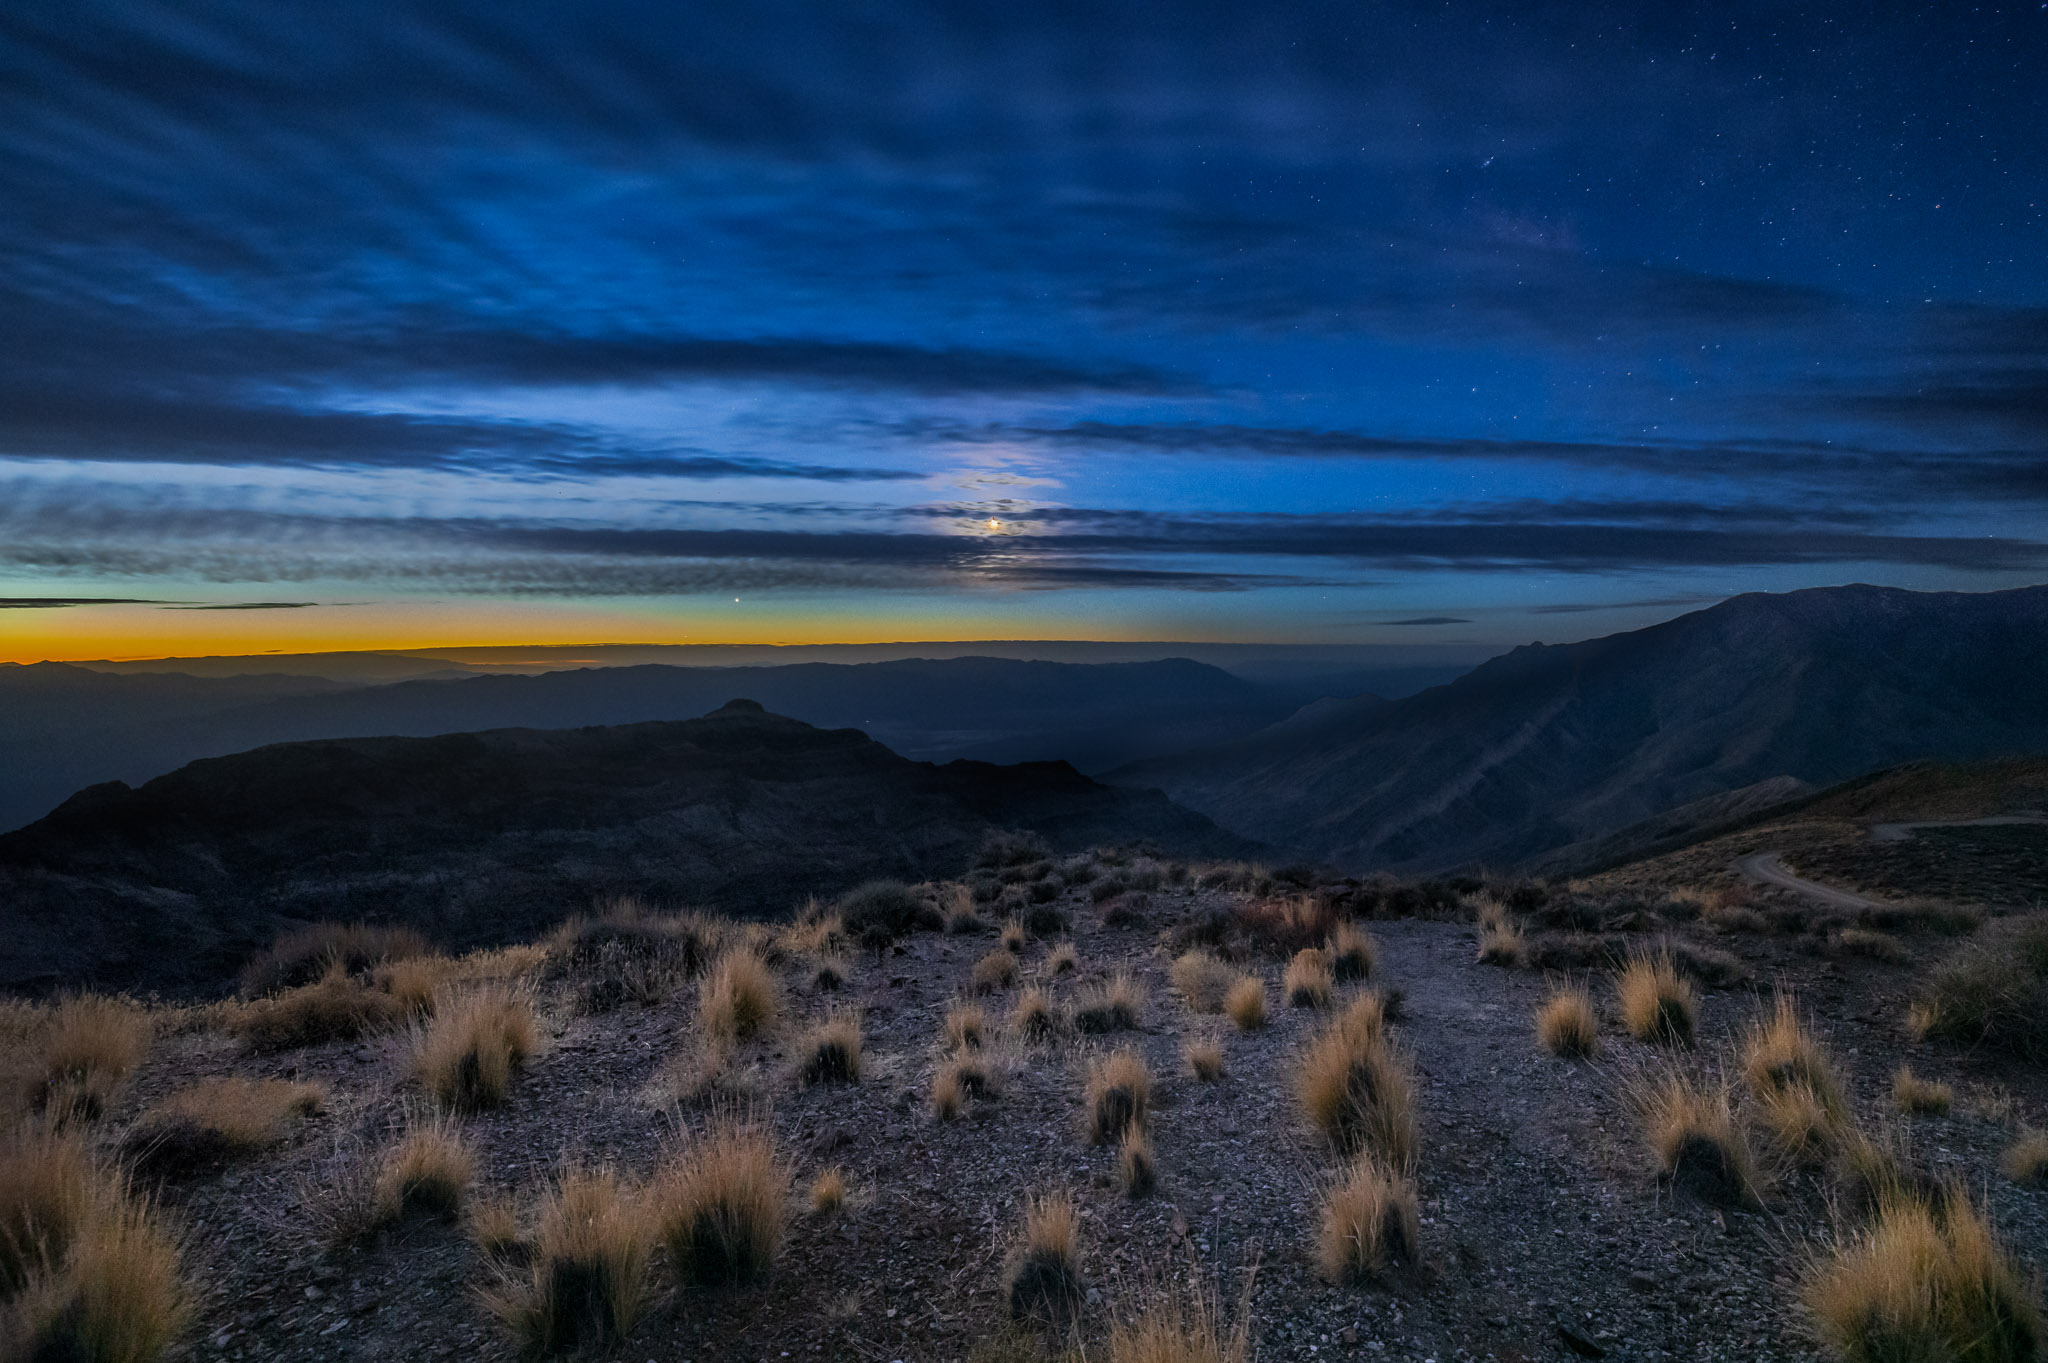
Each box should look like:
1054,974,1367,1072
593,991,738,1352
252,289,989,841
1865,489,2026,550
1735,850,1879,911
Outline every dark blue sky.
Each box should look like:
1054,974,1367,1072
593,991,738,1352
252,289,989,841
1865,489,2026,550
3,1,2045,655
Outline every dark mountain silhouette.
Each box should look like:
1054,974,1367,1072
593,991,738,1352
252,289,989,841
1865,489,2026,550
0,656,1297,833
0,700,1259,994
1110,584,2048,872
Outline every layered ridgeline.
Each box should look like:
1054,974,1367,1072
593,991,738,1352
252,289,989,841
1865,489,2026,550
1112,584,2048,873
0,656,1301,833
0,701,1259,993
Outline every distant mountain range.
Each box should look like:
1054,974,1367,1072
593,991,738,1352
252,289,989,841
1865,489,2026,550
1111,584,2048,872
0,701,1259,993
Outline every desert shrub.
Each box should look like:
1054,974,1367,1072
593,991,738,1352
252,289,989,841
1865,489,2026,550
31,996,152,1122
1006,1191,1083,1327
1086,1049,1152,1144
973,950,1020,994
1327,922,1376,982
1089,876,1130,905
413,988,539,1112
1535,987,1599,1058
1171,951,1235,1014
1013,988,1058,1044
1284,949,1335,1009
780,905,845,956
2001,1130,2048,1186
1295,1011,1417,1169
653,1120,785,1286
1185,1038,1224,1082
1317,1153,1420,1282
1476,922,1526,967
1862,899,1986,938
1023,903,1067,937
547,903,713,1005
0,1126,94,1294
229,969,409,1052
487,1168,649,1354
1236,896,1335,956
943,893,985,936
809,1167,846,1214
1224,977,1266,1032
1703,903,1772,935
1635,1072,1757,1207
811,956,848,993
837,880,940,948
369,1119,473,1226
699,950,781,1042
1615,952,1696,1046
6,1193,187,1363
1804,1188,2041,1363
1525,933,1622,971
1045,942,1079,976
1831,928,1912,964
1741,996,1849,1123
1073,973,1145,1034
1892,1067,1953,1115
240,921,429,996
1027,879,1059,905
1909,914,2048,1059
797,1010,862,1086
1661,939,1751,989
1118,1123,1155,1197
978,830,1052,869
1098,892,1150,929
945,1002,987,1053
126,1078,326,1177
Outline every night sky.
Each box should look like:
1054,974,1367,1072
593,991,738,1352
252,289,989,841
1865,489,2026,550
3,1,2045,659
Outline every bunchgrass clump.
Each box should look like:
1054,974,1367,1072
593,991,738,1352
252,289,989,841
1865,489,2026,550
0,1125,95,1294
1317,1153,1419,1283
945,1001,987,1053
240,921,430,995
1100,1275,1248,1363
1635,1072,1757,1207
1477,921,1527,967
32,995,152,1122
1832,928,1912,964
229,969,409,1052
412,987,539,1112
1804,1188,2041,1363
1907,913,2048,1059
1741,996,1849,1161
1615,951,1696,1046
1284,949,1334,1009
126,1078,326,1177
1073,972,1144,1035
1086,1049,1153,1145
973,949,1021,994
1185,1038,1224,1082
809,1167,846,1214
1118,1123,1156,1197
811,957,848,993
1535,986,1600,1058
931,1066,965,1122
1005,1190,1082,1327
486,1168,649,1354
1046,943,1079,976
371,1119,474,1225
1295,1008,1417,1169
1013,988,1058,1044
652,1119,786,1286
797,1010,862,1086
1892,1066,1953,1115
2001,1130,2048,1186
699,950,781,1042
8,1192,187,1363
1224,977,1266,1031
1170,950,1235,1013
1327,921,1377,982
1000,919,1028,954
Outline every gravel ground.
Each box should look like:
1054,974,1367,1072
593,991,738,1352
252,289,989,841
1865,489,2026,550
89,875,2048,1363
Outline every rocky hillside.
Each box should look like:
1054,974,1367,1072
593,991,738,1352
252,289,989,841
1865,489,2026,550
0,700,1257,993
1112,583,2048,872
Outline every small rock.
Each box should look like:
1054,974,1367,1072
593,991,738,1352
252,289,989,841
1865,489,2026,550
1627,1270,1658,1293
1555,1320,1606,1359
1339,1326,1359,1345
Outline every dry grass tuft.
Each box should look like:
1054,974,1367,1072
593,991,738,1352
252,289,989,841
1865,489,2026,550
2001,1130,2048,1186
1073,972,1144,1034
1000,919,1028,954
369,1119,473,1226
1284,948,1335,1009
1185,1038,1225,1082
229,969,410,1051
1013,988,1059,1044
1804,1188,2041,1363
811,957,848,993
1615,951,1696,1046
32,995,152,1122
973,950,1021,994
1117,1123,1156,1197
1046,943,1079,976
1327,921,1377,982
1635,1072,1757,1207
1476,921,1527,967
1236,894,1336,955
1005,1190,1082,1326
1170,950,1236,1013
412,987,539,1112
1086,1049,1153,1145
1534,986,1600,1058
127,1078,326,1176
240,921,429,995
1908,913,2048,1060
699,950,781,1042
1100,1274,1249,1363
1317,1153,1420,1283
1832,927,1912,964
1742,996,1850,1118
1892,1066,1953,1115
797,1010,862,1086
1224,977,1266,1032
809,1167,846,1214
652,1119,786,1286
468,1193,522,1260
944,1001,988,1053
0,1126,95,1294
1295,1013,1417,1170
931,1066,965,1122
486,1167,650,1355
938,1052,1002,1104
6,1192,188,1363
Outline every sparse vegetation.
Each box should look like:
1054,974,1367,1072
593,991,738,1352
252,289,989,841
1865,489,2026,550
1892,1066,1953,1115
7,1192,188,1363
699,950,781,1042
31,995,152,1121
1635,1072,1757,1206
1086,1048,1153,1144
1100,1275,1249,1363
1185,1038,1224,1082
1117,1123,1155,1196
371,1119,473,1225
1317,1153,1419,1282
809,1166,846,1214
1296,1007,1417,1170
797,1010,863,1085
1534,986,1600,1058
1741,996,1849,1130
412,987,539,1111
973,949,1020,993
486,1167,649,1355
1073,972,1144,1034
1831,927,1911,964
1236,894,1335,955
1000,919,1027,954
2001,1130,2048,1186
0,1125,95,1293
1224,977,1266,1031
229,969,411,1051
1013,988,1058,1044
1909,914,2048,1059
1804,1188,2041,1363
1476,920,1526,967
126,1077,326,1176
838,880,941,948
1284,948,1334,1008
1045,942,1079,975
1327,921,1377,981
811,956,848,992
652,1119,786,1286
241,921,430,995
1005,1190,1082,1326
931,1066,965,1122
1615,951,1697,1046
1170,950,1235,1013
945,1001,987,1052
